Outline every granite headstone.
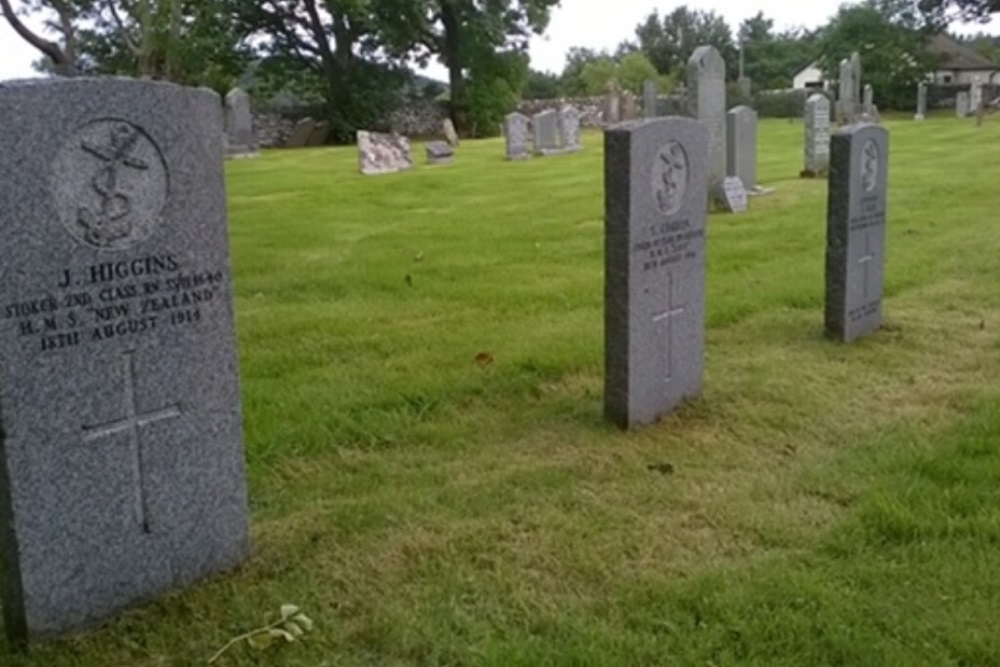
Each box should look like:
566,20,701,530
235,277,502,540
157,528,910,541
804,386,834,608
643,79,658,119
801,93,831,178
604,117,709,429
558,106,582,152
603,84,621,125
357,130,413,175
956,91,970,117
443,118,459,147
504,112,531,160
686,45,727,204
915,83,927,120
825,123,889,342
533,110,561,155
726,105,757,190
223,88,257,158
0,77,249,643
285,117,315,148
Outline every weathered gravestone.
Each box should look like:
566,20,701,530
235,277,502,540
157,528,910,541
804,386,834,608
603,84,621,125
442,118,459,147
643,79,658,119
716,176,748,213
915,83,927,120
285,117,315,148
971,78,983,116
558,106,582,152
223,88,258,158
837,58,853,123
956,91,970,117
620,91,638,121
801,93,831,178
357,130,412,175
726,105,757,191
0,78,250,643
604,117,709,429
825,123,889,342
862,84,874,117
305,121,330,147
504,112,531,160
426,141,454,165
686,45,726,206
533,110,561,155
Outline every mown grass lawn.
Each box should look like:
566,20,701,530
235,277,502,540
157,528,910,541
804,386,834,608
5,110,1000,665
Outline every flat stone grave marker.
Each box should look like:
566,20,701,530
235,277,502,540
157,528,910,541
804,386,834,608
716,176,747,213
686,45,726,206
801,93,831,177
285,117,315,148
426,141,454,165
504,112,531,160
726,105,756,190
825,123,889,342
357,130,412,175
0,77,250,644
604,117,709,429
533,110,561,155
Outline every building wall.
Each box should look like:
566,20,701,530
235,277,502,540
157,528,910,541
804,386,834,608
792,63,824,89
933,69,999,85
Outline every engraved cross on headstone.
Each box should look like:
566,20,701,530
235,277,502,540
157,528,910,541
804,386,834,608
651,273,686,383
858,232,875,300
82,351,181,533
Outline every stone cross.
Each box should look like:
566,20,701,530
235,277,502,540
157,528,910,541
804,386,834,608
915,83,927,120
825,123,889,342
604,117,709,429
801,94,831,178
686,45,727,207
504,112,531,160
0,77,249,644
726,105,757,191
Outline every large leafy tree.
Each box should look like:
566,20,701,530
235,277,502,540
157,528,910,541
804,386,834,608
634,6,736,79
1,0,88,75
738,12,820,90
917,0,1000,25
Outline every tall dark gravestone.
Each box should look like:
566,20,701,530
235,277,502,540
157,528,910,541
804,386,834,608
604,117,709,429
825,124,889,342
0,78,250,644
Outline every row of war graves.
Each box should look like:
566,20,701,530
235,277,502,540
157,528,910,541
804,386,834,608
1,42,890,646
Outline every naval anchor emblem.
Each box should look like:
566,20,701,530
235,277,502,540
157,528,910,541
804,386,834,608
53,119,168,251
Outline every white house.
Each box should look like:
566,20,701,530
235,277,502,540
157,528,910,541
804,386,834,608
791,61,825,90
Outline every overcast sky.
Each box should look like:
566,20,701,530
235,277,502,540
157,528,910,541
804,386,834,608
2,1,997,82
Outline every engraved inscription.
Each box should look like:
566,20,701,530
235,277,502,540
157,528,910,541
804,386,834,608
82,351,181,533
651,141,688,215
53,119,168,251
861,139,879,192
632,219,704,272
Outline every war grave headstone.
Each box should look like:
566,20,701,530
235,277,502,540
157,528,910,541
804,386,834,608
443,118,459,147
357,130,412,175
0,77,250,644
305,120,330,147
604,117,709,429
956,91,970,117
801,93,831,178
426,141,454,165
686,45,726,207
558,106,582,153
223,87,258,159
643,79,658,119
825,123,889,343
726,105,757,192
504,112,531,160
533,110,562,156
285,117,315,148
915,82,927,120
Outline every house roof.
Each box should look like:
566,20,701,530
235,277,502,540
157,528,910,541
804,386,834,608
791,60,820,78
928,34,996,71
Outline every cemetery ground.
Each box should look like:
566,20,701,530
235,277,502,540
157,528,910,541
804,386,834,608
4,114,1000,665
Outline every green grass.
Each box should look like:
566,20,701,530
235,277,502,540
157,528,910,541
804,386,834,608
5,111,1000,665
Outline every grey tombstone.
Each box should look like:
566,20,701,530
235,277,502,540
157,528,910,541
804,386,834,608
726,105,757,191
223,88,258,158
862,84,874,116
426,141,454,165
643,79,658,119
850,52,862,107
737,76,752,98
716,176,747,213
533,110,561,155
285,117,315,148
603,84,621,125
357,130,413,175
825,123,889,342
604,117,709,429
686,45,727,204
558,106,582,152
915,82,927,120
442,118,459,147
305,121,329,147
504,112,531,160
970,78,983,115
0,77,249,644
956,91,970,117
620,91,638,121
801,93,831,178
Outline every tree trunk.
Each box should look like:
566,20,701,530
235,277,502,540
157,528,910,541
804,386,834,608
439,1,465,132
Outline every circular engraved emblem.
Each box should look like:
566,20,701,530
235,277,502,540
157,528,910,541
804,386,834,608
651,140,689,215
861,139,879,193
53,119,168,251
